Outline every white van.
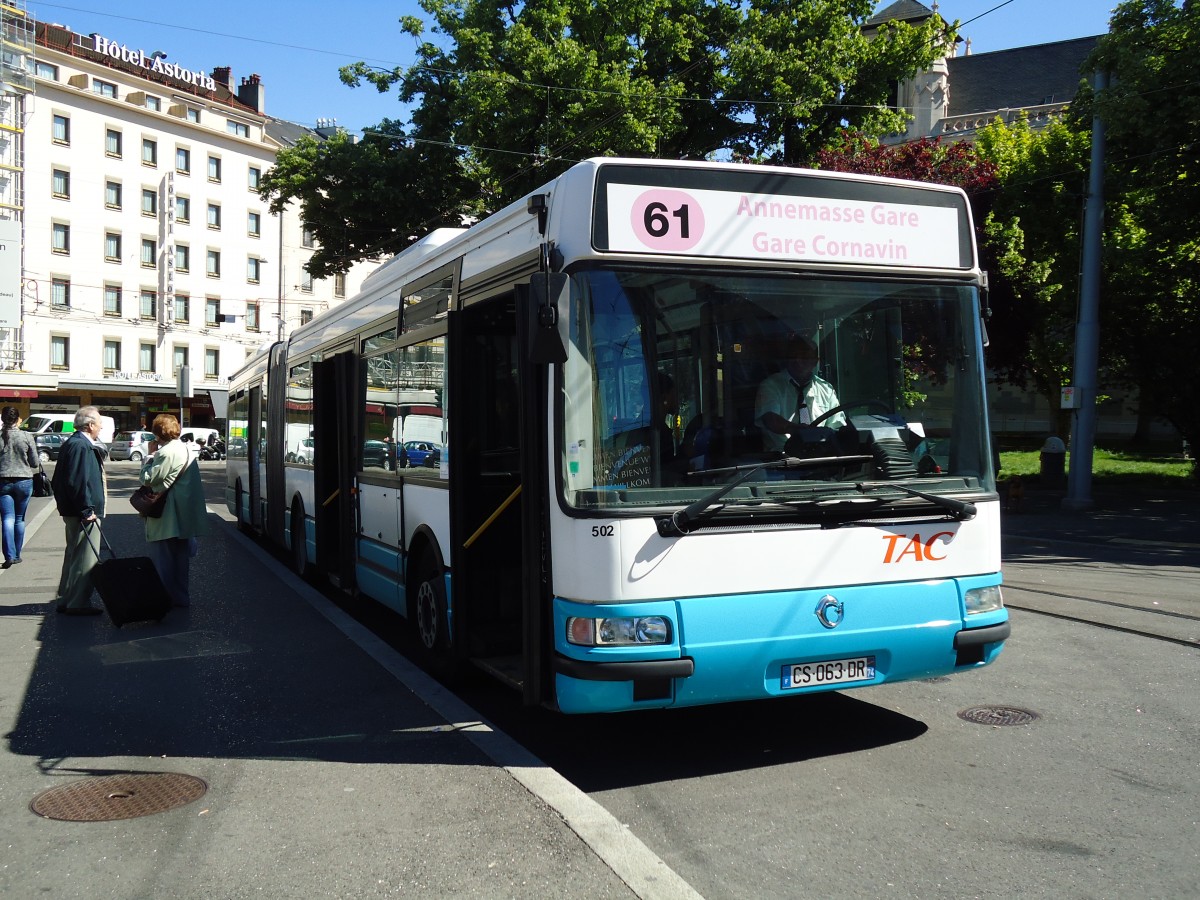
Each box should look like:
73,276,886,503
23,412,116,444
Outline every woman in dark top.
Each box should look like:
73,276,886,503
0,406,38,568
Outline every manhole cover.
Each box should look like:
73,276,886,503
30,773,208,822
957,705,1040,727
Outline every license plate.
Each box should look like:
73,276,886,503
781,656,876,689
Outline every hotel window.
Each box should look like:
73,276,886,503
207,155,222,182
334,273,346,298
51,335,70,370
93,79,117,98
175,293,190,324
52,114,70,144
103,340,121,373
145,95,161,112
301,272,313,293
176,147,191,174
301,226,315,248
205,297,220,326
105,180,122,209
247,211,261,237
142,138,157,166
140,290,157,319
206,249,221,277
141,238,157,268
247,256,261,284
52,222,70,254
186,108,200,123
246,302,260,331
35,61,58,80
105,128,122,156
205,348,219,379
227,120,249,138
175,196,190,223
141,188,158,217
248,166,261,190
104,285,122,317
300,308,314,325
104,232,122,262
207,203,221,230
173,345,189,373
176,244,190,273
139,342,156,374
52,168,70,199
51,277,70,308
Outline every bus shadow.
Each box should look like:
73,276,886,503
3,511,490,772
461,680,928,792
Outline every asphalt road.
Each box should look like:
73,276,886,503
9,461,1192,899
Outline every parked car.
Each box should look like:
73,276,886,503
109,430,156,462
35,432,67,463
403,440,442,468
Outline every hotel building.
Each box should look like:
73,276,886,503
0,7,377,430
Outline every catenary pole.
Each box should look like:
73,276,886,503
1064,70,1109,511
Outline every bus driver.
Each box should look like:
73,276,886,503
755,334,846,452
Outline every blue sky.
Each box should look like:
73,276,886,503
32,0,1117,133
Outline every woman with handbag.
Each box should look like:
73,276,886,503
139,414,209,607
0,406,39,569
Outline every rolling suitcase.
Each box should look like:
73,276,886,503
85,523,172,627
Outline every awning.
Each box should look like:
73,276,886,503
0,372,59,392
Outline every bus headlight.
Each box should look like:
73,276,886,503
964,585,1004,614
567,616,671,646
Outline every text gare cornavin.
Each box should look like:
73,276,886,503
737,196,922,261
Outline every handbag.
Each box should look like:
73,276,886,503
33,465,53,498
130,484,167,518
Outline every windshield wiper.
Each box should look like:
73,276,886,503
855,481,977,521
656,455,871,537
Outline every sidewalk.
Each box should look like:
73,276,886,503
0,478,690,900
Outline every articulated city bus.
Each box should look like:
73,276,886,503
226,157,1009,714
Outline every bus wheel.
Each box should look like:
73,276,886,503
410,552,455,678
235,480,249,533
290,501,310,578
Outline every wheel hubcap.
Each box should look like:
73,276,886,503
416,580,439,649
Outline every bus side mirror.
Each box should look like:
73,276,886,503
526,272,569,364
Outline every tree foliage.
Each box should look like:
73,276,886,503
264,0,954,274
1073,0,1200,462
258,121,473,278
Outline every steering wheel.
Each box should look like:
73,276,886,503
809,399,894,428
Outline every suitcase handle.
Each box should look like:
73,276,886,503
82,519,117,562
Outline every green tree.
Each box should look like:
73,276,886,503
726,1,952,164
1073,0,1199,465
973,117,1092,438
265,1,954,274
258,121,473,278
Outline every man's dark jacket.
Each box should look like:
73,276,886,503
52,431,106,520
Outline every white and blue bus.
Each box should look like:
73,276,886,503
226,157,1009,714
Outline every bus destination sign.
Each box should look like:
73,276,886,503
603,180,966,269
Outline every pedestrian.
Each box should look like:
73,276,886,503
139,413,209,607
0,406,39,569
50,405,109,615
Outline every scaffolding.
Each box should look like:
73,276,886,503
0,0,31,369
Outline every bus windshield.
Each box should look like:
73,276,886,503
561,267,993,515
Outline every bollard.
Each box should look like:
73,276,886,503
1039,435,1066,487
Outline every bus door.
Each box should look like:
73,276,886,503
246,384,264,530
450,294,528,690
312,348,358,589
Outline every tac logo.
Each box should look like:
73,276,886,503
881,531,954,563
